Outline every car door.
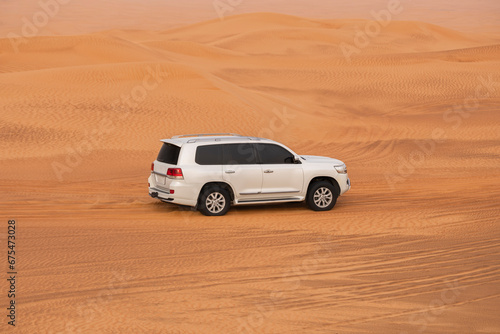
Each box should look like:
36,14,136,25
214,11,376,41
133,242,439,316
222,143,263,198
256,143,303,197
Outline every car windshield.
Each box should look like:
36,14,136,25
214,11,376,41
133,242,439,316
157,143,180,165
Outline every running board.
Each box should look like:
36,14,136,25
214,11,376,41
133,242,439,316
237,197,303,204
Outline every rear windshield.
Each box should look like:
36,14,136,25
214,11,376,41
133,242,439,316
157,143,180,165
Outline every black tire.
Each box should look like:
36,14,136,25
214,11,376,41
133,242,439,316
198,186,231,216
306,181,338,211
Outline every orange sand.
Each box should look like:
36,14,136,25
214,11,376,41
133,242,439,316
0,2,499,333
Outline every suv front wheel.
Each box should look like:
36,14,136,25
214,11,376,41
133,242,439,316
199,186,231,216
306,181,338,211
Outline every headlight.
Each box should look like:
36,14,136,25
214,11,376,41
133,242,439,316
334,164,347,174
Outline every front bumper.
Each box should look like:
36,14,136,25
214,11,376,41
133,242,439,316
337,174,351,195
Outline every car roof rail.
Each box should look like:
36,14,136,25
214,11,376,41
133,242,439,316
171,133,243,139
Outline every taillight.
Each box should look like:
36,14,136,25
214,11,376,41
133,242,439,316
167,168,184,179
151,162,154,171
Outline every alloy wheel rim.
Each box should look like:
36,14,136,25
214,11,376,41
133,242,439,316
206,192,226,214
313,187,333,208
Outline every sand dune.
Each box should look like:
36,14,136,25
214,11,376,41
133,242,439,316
1,10,499,334
158,14,494,56
0,34,167,73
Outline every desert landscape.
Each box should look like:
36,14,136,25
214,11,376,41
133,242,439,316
1,0,499,333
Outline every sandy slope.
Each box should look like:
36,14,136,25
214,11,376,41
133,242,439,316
0,10,499,334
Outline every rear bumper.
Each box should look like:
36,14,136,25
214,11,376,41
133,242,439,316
148,174,197,207
149,187,173,201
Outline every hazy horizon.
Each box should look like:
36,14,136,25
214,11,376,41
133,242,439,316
1,0,499,38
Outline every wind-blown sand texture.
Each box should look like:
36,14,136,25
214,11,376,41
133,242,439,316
1,2,499,333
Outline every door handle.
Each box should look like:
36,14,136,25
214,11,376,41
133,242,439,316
225,170,235,174
263,169,274,173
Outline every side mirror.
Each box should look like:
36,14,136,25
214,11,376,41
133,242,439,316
293,155,301,164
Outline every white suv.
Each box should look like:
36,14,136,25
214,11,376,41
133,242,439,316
148,134,350,216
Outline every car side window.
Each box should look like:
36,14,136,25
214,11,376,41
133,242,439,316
195,145,223,165
256,144,295,164
222,143,257,165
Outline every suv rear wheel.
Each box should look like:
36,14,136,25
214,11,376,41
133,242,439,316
306,181,338,211
199,186,231,216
